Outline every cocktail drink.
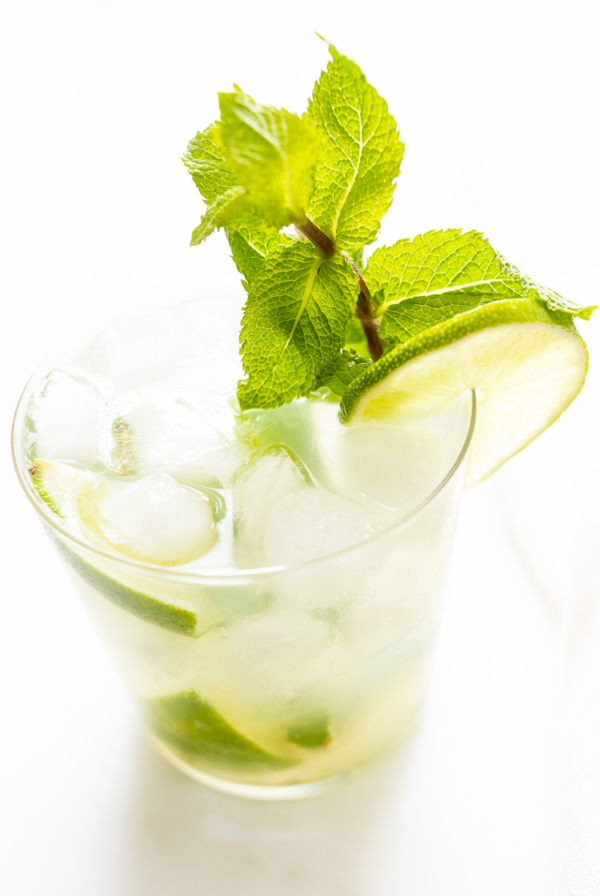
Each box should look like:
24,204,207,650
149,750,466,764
13,38,593,798
13,300,475,797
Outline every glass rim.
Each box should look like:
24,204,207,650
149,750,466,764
12,329,476,582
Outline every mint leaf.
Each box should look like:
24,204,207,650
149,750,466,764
238,240,358,409
110,417,137,475
189,185,249,246
367,229,596,345
183,125,292,280
317,348,371,397
219,90,318,229
227,219,293,289
306,46,404,253
183,125,239,202
183,125,250,246
503,266,597,321
344,314,371,358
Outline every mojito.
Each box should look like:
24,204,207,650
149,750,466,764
13,36,591,799
14,299,474,797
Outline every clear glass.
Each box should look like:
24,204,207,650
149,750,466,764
12,300,476,800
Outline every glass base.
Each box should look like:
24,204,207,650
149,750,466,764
149,735,369,799
148,712,420,801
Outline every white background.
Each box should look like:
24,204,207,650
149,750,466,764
1,1,599,893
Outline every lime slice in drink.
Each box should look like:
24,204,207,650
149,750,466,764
28,458,94,518
340,299,588,485
28,459,199,636
143,689,297,770
50,533,199,637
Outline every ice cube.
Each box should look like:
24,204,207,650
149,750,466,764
263,489,385,566
195,609,338,702
317,420,449,511
98,386,250,487
27,370,108,467
339,495,457,661
243,398,338,481
79,472,216,566
70,300,234,395
258,490,389,616
232,449,307,568
339,550,435,661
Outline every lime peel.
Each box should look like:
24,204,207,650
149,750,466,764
340,299,588,486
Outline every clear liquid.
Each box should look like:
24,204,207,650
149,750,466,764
22,299,470,792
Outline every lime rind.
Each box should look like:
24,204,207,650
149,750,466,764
28,458,94,519
339,299,588,485
49,529,198,637
340,299,575,420
28,460,67,517
28,459,199,636
142,689,296,769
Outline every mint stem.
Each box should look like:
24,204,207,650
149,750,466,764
298,217,384,361
344,255,384,361
296,219,336,256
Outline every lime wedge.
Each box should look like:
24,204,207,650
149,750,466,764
143,689,296,770
29,460,199,636
50,532,198,636
340,299,588,485
28,458,93,518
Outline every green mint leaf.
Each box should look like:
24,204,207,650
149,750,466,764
237,240,358,410
189,185,249,246
183,125,292,279
502,265,597,321
344,315,371,358
184,125,251,246
317,348,371,397
110,417,137,475
306,47,404,253
183,125,239,202
367,229,596,346
226,219,294,288
219,90,318,229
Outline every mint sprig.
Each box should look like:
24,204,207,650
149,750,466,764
183,40,595,412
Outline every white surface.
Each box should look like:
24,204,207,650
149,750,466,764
497,327,600,894
1,1,598,893
0,484,564,896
